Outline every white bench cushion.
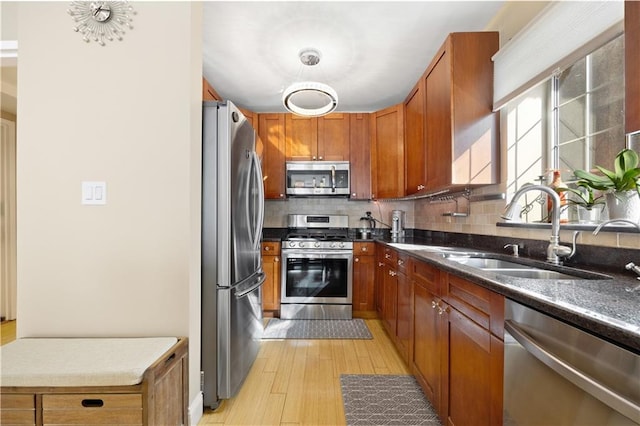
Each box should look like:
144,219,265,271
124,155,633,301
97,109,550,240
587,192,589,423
0,337,178,387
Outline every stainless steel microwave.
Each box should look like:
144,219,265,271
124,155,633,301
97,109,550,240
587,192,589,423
285,161,350,196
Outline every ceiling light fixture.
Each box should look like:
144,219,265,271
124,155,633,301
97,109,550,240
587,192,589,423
283,49,338,117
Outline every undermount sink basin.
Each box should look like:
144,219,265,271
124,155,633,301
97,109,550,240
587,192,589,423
445,255,610,280
387,243,482,255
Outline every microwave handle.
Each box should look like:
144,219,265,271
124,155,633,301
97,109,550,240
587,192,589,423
331,165,336,193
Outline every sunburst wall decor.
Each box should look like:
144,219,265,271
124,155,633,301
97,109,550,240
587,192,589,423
67,1,135,46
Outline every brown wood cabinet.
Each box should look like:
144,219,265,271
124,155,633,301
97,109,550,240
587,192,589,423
424,32,500,191
261,242,281,315
375,247,387,316
371,104,405,199
440,273,504,425
285,114,350,161
411,260,443,413
202,77,222,101
258,114,286,199
404,79,427,195
349,113,372,199
395,253,411,364
353,242,376,315
626,0,640,134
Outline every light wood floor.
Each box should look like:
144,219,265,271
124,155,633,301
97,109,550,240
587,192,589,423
199,318,410,425
1,318,409,425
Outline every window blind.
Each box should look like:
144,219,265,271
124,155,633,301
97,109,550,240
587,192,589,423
492,0,623,111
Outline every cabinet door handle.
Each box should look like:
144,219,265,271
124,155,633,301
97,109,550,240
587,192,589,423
378,262,384,267
264,246,270,251
431,300,439,309
319,156,323,160
312,156,317,160
385,253,391,259
275,257,279,262
397,259,404,266
355,257,360,262
352,193,357,197
438,305,449,315
362,246,368,252
389,270,396,277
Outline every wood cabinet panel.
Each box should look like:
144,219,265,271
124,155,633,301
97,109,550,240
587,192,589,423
258,114,286,199
317,113,350,161
371,104,404,199
443,307,504,426
1,394,36,425
42,394,142,425
285,115,317,161
395,269,411,363
202,77,222,101
382,265,398,336
375,248,386,316
353,254,376,313
262,242,281,313
626,1,640,134
404,80,427,195
349,113,372,199
425,32,499,192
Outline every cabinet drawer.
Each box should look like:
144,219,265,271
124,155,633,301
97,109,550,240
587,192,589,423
411,260,440,295
354,242,375,256
43,394,142,425
262,241,281,254
1,394,36,425
382,246,398,264
444,273,504,336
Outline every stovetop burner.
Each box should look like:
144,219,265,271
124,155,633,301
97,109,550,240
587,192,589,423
284,214,353,250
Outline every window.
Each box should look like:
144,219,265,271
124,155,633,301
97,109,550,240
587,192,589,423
506,34,625,223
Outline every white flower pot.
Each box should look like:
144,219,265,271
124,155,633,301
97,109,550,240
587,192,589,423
606,191,640,223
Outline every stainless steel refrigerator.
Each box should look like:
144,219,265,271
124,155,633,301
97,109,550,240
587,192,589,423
201,101,265,409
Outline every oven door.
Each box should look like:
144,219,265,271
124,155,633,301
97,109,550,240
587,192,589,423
281,249,353,304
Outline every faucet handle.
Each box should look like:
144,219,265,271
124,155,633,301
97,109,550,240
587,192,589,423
504,243,522,257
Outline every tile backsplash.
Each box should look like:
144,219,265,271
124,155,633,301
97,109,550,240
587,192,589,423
265,190,640,250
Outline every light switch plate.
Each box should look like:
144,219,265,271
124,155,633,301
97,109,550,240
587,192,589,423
82,181,107,205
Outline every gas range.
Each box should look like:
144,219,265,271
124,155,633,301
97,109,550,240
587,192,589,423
283,214,353,250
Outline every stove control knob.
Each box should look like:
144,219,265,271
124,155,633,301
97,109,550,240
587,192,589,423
299,242,305,248
331,242,337,248
289,242,296,248
339,242,345,248
314,242,321,248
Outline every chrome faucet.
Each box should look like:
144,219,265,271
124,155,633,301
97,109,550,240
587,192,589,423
592,218,640,235
502,185,573,265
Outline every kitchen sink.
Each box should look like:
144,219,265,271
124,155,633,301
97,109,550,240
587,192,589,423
387,243,484,255
445,255,611,280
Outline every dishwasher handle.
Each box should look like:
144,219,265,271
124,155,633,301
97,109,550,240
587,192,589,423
504,320,640,423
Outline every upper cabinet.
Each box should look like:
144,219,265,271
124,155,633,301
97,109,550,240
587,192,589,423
404,80,427,195
626,1,640,134
285,113,350,161
258,114,287,200
424,32,500,192
371,104,405,199
349,113,372,200
202,77,222,101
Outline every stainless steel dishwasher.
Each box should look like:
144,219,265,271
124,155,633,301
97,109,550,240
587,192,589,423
503,299,640,425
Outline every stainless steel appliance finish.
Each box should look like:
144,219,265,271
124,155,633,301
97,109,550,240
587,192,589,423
281,214,353,319
503,299,640,425
285,161,350,196
201,101,265,409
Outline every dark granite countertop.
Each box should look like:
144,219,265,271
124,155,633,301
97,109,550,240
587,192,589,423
376,237,640,354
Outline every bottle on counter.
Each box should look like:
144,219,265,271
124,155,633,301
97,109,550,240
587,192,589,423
547,170,569,223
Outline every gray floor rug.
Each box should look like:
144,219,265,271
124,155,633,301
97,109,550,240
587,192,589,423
262,319,372,339
341,374,441,425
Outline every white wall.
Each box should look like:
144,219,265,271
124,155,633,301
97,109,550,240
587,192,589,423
16,1,203,417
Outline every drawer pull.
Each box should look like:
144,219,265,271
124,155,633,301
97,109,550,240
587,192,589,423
81,399,104,408
165,353,176,364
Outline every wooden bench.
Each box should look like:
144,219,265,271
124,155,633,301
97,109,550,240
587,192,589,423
0,337,188,426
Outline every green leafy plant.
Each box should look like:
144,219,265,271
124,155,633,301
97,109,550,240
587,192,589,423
558,182,605,209
573,148,640,196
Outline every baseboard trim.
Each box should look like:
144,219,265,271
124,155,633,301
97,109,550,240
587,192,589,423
188,392,203,426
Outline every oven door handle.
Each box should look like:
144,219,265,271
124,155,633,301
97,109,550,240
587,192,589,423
504,320,640,421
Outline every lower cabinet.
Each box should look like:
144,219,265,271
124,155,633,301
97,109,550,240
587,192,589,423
353,242,376,315
376,243,505,425
261,242,281,316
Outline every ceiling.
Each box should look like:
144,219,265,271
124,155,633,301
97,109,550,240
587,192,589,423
202,1,505,113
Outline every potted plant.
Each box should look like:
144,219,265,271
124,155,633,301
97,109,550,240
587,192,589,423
572,148,640,223
558,182,606,223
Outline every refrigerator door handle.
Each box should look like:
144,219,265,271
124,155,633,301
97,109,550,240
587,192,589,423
250,150,265,251
234,270,266,298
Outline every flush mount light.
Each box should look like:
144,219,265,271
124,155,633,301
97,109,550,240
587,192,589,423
283,49,338,117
